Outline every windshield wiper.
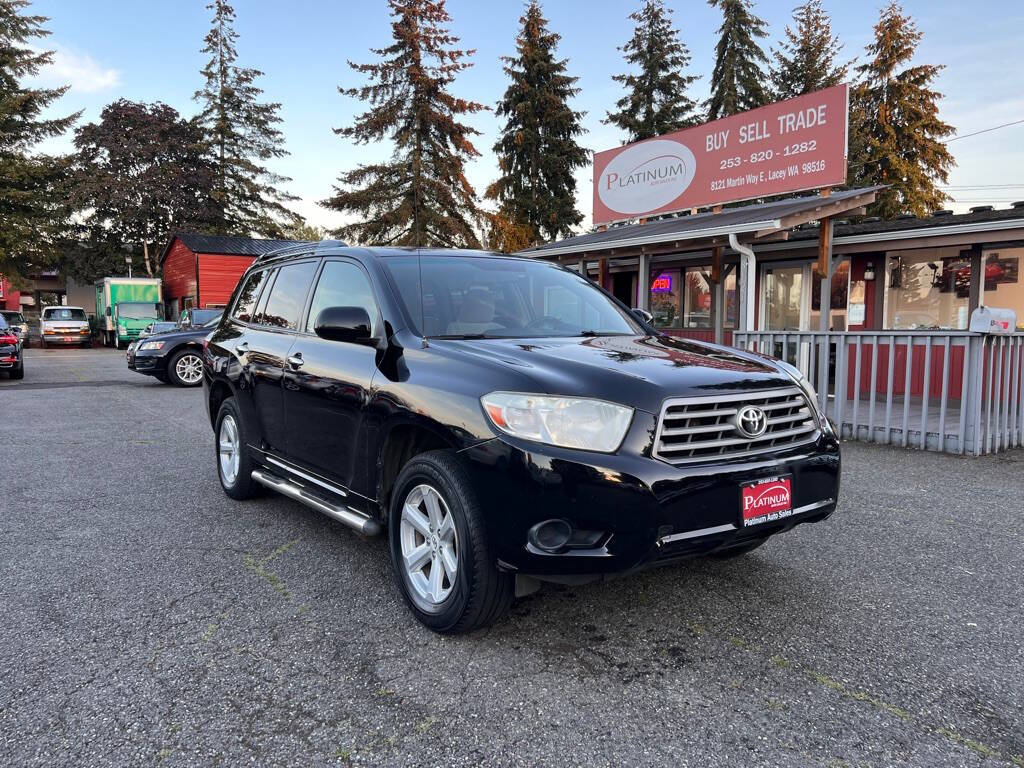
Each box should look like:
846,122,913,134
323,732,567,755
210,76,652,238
430,333,495,340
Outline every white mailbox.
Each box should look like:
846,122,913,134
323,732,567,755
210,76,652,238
969,306,1018,334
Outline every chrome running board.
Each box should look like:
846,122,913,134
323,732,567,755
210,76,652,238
251,469,382,536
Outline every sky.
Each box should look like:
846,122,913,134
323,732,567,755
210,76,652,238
26,0,1024,233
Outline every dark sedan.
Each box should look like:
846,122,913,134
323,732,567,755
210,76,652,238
127,313,221,386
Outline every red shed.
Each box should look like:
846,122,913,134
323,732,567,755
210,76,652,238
159,233,300,319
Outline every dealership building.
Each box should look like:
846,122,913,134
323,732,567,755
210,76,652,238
520,85,1023,456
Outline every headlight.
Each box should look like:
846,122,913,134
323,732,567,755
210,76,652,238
139,340,165,351
480,392,633,453
118,324,127,333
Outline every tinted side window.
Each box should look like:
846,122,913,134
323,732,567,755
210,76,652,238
306,261,379,335
232,271,267,322
256,261,317,330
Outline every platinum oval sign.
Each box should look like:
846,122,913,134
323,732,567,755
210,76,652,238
597,139,697,216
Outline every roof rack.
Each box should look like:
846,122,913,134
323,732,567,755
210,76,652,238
252,238,349,266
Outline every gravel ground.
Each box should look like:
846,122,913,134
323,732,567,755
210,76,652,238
1,347,1022,767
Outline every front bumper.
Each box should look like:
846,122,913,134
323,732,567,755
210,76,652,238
460,421,840,579
127,350,165,375
41,333,90,346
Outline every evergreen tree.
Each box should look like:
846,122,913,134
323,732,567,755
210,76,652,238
706,0,770,119
605,0,700,141
849,2,954,217
68,100,221,281
322,0,485,248
770,0,848,99
194,0,297,238
487,2,587,245
0,0,78,280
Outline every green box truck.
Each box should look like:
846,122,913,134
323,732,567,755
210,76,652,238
95,277,163,349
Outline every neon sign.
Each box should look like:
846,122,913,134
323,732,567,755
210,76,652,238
651,274,674,293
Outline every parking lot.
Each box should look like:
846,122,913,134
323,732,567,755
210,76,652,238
0,347,1021,767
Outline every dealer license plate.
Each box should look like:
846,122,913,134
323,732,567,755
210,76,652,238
740,475,793,526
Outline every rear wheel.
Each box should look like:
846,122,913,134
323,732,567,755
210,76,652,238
9,360,24,380
168,348,203,387
215,398,259,500
389,450,513,634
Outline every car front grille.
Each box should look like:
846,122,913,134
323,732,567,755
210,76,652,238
653,387,820,465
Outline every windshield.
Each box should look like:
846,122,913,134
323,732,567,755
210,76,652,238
117,303,159,319
43,308,87,322
382,255,642,339
0,311,24,324
0,315,7,330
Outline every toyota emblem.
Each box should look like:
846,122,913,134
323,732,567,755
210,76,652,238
735,405,768,439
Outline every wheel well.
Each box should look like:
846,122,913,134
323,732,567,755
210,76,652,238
208,380,232,428
376,425,451,516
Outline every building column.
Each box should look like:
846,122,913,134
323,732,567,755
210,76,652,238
818,218,834,332
578,257,586,278
637,252,650,311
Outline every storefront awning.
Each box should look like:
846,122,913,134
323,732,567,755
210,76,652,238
519,186,882,261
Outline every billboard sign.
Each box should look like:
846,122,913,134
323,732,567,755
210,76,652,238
593,84,848,226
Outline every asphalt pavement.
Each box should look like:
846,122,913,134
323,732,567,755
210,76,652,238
1,347,1021,767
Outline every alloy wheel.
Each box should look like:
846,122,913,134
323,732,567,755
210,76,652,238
399,483,459,611
219,414,240,486
176,353,203,385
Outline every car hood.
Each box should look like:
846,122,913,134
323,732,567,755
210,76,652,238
431,334,795,411
140,328,208,345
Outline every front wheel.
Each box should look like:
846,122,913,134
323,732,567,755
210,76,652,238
168,348,204,387
389,450,513,634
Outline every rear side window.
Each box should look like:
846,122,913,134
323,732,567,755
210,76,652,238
255,261,317,330
235,290,252,317
306,261,379,335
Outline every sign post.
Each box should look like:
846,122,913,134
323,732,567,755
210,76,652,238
593,84,849,226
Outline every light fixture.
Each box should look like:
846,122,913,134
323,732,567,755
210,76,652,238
863,261,875,281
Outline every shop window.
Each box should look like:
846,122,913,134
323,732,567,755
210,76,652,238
810,259,850,331
650,269,681,328
885,247,972,330
723,271,737,329
649,266,713,329
981,248,1023,329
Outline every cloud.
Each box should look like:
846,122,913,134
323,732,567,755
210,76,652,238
30,45,120,93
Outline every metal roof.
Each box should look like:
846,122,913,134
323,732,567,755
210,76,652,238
159,233,310,264
788,203,1024,243
519,186,883,259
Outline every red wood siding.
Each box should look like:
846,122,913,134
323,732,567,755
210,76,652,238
664,328,734,345
197,253,255,308
845,341,967,400
162,240,197,305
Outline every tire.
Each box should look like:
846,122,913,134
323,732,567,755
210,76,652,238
167,348,204,387
9,360,24,380
40,339,47,349
388,450,513,634
708,538,768,559
214,398,259,500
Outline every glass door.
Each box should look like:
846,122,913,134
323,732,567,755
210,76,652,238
760,263,810,367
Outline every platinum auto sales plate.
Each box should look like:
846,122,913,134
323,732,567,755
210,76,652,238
740,475,793,526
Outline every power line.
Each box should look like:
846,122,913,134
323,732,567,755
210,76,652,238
944,118,1024,143
939,184,1024,189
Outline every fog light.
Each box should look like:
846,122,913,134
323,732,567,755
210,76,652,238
528,519,573,553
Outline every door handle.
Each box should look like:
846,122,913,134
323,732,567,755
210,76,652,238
235,342,249,355
287,353,304,369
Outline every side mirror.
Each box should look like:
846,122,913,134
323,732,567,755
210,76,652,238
314,306,375,344
631,307,654,325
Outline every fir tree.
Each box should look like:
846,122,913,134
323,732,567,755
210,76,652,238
487,2,587,245
706,0,770,119
605,0,701,141
323,0,485,248
68,100,220,280
194,0,297,238
849,2,954,217
0,0,78,279
770,0,848,99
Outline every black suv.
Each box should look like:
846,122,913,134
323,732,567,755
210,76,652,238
204,244,840,633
